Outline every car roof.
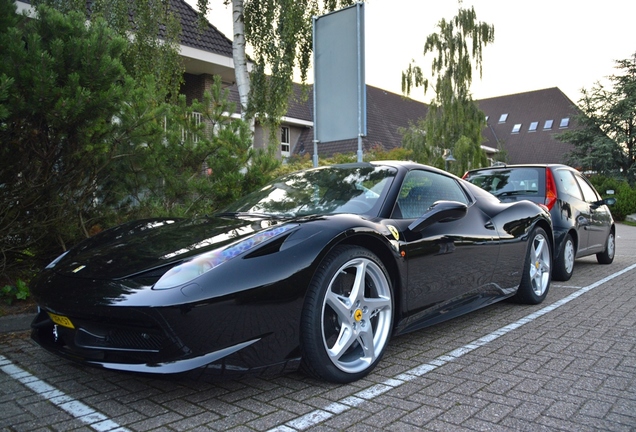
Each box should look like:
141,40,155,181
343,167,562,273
466,163,574,173
323,160,457,178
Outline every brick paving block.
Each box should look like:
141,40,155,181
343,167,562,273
197,398,243,417
374,394,422,412
509,400,545,421
361,406,410,428
321,406,371,430
245,410,298,430
500,416,555,431
424,418,474,431
203,410,260,430
161,398,207,416
474,401,515,423
168,411,221,431
411,379,456,398
234,397,277,415
439,392,490,411
48,418,94,431
436,402,482,425
250,386,292,402
605,412,636,429
128,411,184,431
79,397,133,418
473,389,523,408
108,410,150,426
463,417,513,431
267,395,321,415
579,399,613,418
400,404,445,427
544,400,580,420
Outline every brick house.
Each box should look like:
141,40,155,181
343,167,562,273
15,0,581,165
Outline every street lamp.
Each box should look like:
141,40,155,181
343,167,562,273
444,149,456,171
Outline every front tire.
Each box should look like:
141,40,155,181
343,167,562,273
300,245,393,383
514,227,551,305
553,233,574,281
596,230,615,264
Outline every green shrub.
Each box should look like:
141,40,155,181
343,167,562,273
588,175,636,221
1,279,29,305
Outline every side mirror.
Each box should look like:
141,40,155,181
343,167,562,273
592,197,616,208
408,200,468,233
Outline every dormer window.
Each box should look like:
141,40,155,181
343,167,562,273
544,120,553,129
560,118,570,128
512,123,522,134
529,121,538,132
499,114,508,123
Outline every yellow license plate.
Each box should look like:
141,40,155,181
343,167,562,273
48,312,75,329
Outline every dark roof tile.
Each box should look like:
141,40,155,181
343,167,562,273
477,87,578,164
171,0,233,57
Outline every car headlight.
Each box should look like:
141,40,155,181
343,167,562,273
153,224,298,289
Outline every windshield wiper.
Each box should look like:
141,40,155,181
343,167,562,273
213,211,284,219
494,190,533,198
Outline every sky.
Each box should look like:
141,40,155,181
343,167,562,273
190,0,636,104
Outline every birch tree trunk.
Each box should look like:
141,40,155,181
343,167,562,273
231,0,250,121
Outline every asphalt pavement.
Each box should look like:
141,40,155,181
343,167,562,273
1,223,635,431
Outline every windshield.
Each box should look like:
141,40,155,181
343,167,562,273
465,168,542,199
222,164,397,217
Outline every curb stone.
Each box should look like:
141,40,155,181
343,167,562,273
0,313,34,333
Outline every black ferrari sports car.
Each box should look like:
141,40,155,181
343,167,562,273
30,161,553,383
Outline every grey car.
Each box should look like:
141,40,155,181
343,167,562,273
464,164,616,281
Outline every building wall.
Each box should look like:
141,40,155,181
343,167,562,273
252,123,310,160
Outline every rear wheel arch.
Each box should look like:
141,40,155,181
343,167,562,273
534,219,554,256
564,228,578,254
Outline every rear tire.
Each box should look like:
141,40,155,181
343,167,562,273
300,245,393,383
514,227,551,305
596,230,615,264
553,234,574,281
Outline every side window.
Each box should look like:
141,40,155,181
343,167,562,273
554,169,583,201
394,170,468,219
574,174,600,203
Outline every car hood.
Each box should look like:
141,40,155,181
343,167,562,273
50,216,292,280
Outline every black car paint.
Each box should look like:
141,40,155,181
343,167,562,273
464,164,615,275
30,161,552,375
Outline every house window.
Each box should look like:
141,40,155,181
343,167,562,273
181,112,202,143
281,126,290,157
543,119,553,129
499,114,508,123
529,121,538,132
512,123,522,134
560,117,570,128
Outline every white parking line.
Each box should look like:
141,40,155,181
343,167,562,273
269,263,636,432
0,355,129,432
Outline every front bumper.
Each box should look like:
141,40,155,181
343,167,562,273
30,307,285,375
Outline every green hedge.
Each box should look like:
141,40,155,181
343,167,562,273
588,176,636,221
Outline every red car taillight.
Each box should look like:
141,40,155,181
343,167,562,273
545,168,557,210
